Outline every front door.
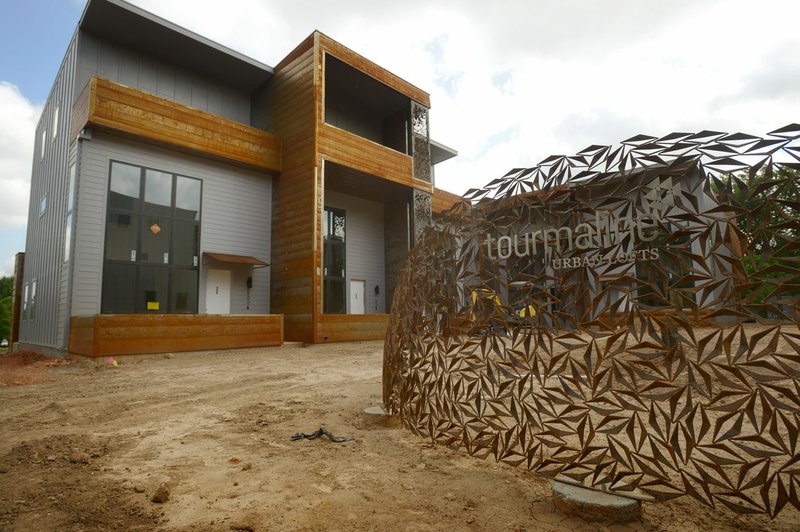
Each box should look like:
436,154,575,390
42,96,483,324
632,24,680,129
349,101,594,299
206,269,231,314
350,279,365,314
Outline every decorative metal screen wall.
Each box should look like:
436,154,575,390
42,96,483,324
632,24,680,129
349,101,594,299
383,124,800,517
411,101,432,183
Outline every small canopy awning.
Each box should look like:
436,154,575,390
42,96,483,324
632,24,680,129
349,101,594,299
203,252,270,266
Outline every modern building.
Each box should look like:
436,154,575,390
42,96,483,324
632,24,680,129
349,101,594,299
13,0,458,356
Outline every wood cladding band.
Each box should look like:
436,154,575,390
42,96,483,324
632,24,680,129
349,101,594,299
432,187,462,214
69,314,283,356
71,77,281,172
317,314,390,342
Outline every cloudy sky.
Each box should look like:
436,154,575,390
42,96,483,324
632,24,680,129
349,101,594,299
1,0,799,276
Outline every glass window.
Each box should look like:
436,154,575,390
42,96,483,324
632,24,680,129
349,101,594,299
144,169,173,216
171,269,198,313
175,176,201,221
105,212,139,261
41,130,46,159
22,284,28,321
103,161,201,314
110,162,141,211
101,263,137,313
30,281,37,321
52,106,59,140
141,217,171,264
67,164,76,212
39,195,46,217
64,213,72,262
138,267,169,313
173,221,199,266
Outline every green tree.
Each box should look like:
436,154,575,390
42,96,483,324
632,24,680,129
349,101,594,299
0,276,12,342
0,295,10,342
0,276,12,299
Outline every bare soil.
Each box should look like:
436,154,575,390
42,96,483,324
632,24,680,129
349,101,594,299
0,341,796,531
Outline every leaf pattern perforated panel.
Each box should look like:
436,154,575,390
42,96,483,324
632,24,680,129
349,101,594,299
383,124,800,517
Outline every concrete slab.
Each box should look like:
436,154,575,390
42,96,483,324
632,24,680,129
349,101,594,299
551,480,641,523
362,405,401,428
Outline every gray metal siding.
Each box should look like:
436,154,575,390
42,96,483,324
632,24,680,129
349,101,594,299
324,190,386,314
76,33,251,124
72,132,272,316
20,35,79,349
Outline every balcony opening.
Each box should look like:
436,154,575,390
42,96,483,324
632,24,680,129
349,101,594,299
324,54,412,155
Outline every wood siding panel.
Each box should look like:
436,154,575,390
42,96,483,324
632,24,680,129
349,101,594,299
432,187,462,214
69,314,283,356
317,314,389,342
268,45,317,342
319,124,431,192
318,33,429,107
72,77,281,172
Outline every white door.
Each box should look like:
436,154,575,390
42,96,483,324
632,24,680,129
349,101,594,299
206,269,231,314
350,279,365,314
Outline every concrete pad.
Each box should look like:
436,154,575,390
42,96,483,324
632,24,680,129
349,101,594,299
362,405,401,428
551,480,641,523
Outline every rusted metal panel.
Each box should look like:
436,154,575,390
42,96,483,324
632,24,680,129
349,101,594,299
385,124,800,517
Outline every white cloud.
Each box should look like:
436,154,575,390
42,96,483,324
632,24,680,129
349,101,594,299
0,82,39,230
127,0,800,196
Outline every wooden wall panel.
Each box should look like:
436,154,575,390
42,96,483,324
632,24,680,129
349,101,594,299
432,187,462,213
268,42,319,342
72,77,281,172
319,124,432,192
68,314,283,356
317,314,390,342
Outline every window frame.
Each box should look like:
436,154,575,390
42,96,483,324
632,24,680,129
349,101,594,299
102,160,202,314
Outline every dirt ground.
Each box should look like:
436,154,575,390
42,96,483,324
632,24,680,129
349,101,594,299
0,342,797,531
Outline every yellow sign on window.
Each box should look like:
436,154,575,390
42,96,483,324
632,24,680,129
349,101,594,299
147,301,160,310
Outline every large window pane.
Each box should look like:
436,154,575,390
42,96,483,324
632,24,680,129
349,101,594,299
141,217,171,264
138,267,169,313
144,170,173,216
102,263,137,313
104,162,201,315
173,221,199,266
105,212,139,261
109,162,141,210
171,269,198,313
176,176,201,221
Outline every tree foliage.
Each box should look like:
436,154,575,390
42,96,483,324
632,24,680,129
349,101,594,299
0,276,12,341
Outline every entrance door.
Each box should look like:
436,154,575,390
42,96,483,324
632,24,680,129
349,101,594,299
323,207,346,314
206,269,231,314
350,279,365,314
